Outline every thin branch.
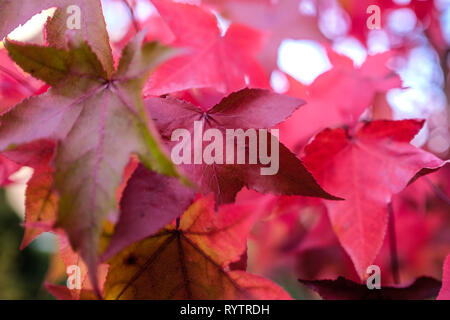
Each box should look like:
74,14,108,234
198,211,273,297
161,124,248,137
388,202,400,285
0,65,35,94
122,0,140,33
425,177,450,206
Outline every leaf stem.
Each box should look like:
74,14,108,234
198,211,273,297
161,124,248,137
388,202,400,285
122,0,141,33
425,177,450,206
0,65,35,94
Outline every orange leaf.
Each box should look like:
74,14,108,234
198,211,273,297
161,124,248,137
103,196,291,300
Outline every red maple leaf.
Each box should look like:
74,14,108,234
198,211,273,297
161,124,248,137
145,88,338,205
144,0,269,96
300,276,441,300
302,119,448,279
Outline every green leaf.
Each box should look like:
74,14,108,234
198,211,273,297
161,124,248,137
0,34,182,293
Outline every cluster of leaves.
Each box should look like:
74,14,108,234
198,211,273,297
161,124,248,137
0,0,449,300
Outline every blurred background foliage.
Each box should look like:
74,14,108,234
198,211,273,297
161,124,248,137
0,189,52,299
